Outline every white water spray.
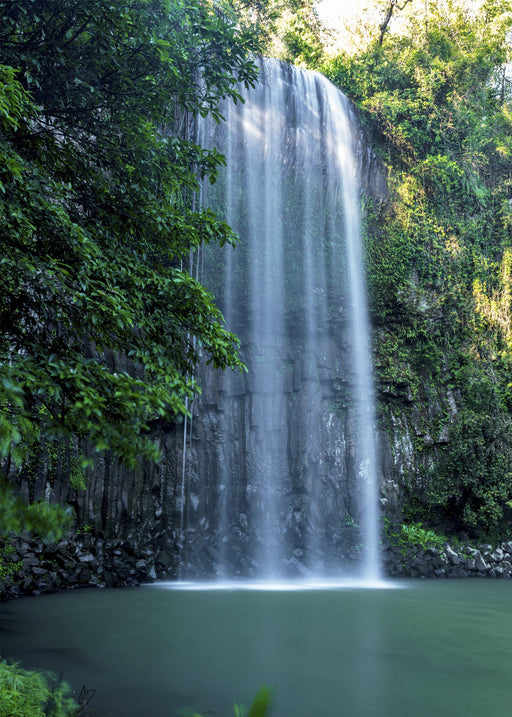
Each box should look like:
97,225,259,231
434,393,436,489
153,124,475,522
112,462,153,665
189,58,381,583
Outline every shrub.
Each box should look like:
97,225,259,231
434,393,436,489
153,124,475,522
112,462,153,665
0,660,81,717
187,685,272,717
386,519,446,556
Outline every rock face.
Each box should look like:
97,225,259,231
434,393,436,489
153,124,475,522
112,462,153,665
180,358,373,577
5,420,186,583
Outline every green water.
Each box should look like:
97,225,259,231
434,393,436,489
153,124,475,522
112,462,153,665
1,580,511,716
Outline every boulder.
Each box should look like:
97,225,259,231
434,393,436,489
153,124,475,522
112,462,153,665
445,545,460,566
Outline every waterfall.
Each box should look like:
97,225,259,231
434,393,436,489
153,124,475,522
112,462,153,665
187,58,381,583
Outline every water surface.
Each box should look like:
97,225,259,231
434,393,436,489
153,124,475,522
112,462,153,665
2,580,511,716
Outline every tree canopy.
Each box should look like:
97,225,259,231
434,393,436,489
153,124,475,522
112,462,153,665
210,0,324,66
0,0,258,491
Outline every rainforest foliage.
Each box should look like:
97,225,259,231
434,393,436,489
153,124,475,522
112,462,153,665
324,0,512,539
0,0,260,532
211,0,324,66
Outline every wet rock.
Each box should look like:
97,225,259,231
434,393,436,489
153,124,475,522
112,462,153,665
0,531,180,601
445,545,460,565
89,576,106,588
79,553,95,563
286,556,309,576
156,550,172,568
491,548,504,562
381,539,512,580
473,552,488,572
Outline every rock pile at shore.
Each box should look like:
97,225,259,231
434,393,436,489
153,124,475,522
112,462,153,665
383,540,512,579
2,535,512,601
0,534,175,601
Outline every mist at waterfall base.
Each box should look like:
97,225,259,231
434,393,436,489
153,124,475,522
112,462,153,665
179,59,380,585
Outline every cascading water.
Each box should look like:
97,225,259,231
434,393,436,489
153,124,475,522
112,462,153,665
184,58,381,583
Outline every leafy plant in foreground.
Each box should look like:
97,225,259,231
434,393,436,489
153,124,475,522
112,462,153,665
0,660,84,717
186,685,272,717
